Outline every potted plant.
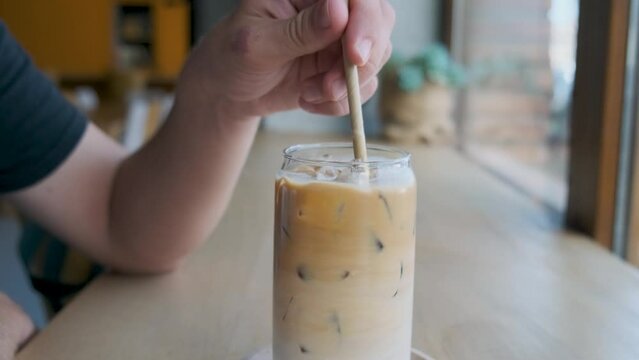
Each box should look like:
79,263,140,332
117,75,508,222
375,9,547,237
380,44,466,144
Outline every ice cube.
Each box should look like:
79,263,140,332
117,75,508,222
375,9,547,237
292,165,317,176
317,166,339,181
336,168,352,183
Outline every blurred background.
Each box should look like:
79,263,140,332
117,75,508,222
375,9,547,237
0,0,578,205
4,0,639,330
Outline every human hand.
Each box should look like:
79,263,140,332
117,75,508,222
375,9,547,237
0,293,35,360
180,0,395,119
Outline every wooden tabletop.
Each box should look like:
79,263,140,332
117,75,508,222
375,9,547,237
18,132,639,360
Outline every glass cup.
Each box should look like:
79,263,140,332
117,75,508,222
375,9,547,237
273,143,417,360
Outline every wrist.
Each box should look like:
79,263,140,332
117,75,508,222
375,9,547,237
171,76,261,140
174,79,260,124
176,19,262,123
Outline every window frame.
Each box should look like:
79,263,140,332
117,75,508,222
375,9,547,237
443,0,637,256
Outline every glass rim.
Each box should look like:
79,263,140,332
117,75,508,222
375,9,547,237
282,142,412,168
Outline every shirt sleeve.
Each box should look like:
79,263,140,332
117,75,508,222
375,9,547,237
0,21,88,193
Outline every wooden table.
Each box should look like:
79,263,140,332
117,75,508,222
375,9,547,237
18,132,639,360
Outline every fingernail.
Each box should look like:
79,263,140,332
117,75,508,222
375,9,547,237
317,0,332,29
302,85,323,103
356,39,372,64
331,78,346,99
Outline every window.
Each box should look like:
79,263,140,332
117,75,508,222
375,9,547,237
452,0,579,213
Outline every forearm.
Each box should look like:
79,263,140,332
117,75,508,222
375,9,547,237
108,83,260,272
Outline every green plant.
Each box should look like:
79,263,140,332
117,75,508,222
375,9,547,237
385,44,467,92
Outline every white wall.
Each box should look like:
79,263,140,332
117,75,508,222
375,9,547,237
194,0,441,135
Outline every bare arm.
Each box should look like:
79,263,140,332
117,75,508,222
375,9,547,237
8,106,259,273
5,0,395,273
107,95,260,271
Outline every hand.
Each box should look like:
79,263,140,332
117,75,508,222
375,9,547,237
0,293,35,359
180,0,395,119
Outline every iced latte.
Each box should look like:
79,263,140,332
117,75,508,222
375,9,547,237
273,143,416,360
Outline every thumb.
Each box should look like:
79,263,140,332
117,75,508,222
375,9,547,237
262,0,348,63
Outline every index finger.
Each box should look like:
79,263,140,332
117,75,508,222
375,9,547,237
343,0,395,66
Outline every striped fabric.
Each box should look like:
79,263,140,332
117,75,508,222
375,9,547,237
19,221,102,315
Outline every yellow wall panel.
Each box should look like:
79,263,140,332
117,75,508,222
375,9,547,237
0,0,113,79
153,1,189,79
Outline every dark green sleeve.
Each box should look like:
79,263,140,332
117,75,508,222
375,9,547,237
0,21,88,193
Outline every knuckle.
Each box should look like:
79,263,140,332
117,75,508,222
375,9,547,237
230,26,261,63
328,93,341,102
286,15,307,50
334,92,348,102
337,100,350,116
363,78,379,101
230,26,253,56
370,77,380,93
369,46,392,72
361,60,378,79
